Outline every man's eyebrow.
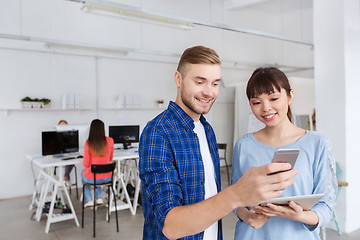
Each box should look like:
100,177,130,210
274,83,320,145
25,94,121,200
193,76,222,81
194,76,207,80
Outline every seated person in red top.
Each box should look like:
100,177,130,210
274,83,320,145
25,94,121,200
82,119,114,207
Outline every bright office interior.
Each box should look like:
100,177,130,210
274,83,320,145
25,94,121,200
0,0,359,238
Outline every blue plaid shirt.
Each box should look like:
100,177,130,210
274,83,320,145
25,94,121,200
139,101,222,240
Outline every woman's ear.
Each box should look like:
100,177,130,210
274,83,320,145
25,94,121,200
288,89,294,105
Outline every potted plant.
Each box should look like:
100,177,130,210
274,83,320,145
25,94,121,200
21,96,51,109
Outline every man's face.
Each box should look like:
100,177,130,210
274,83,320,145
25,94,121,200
175,63,221,121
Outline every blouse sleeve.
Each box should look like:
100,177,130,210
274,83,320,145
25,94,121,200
231,140,244,218
82,140,91,168
108,137,114,161
305,137,338,231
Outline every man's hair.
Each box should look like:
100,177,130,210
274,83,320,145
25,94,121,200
177,46,221,76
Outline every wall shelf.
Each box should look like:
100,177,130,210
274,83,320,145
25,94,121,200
0,108,94,117
102,107,164,111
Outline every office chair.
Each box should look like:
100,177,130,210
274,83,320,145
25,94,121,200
82,162,119,238
217,143,230,186
321,162,348,240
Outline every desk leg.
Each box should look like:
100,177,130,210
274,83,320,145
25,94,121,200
120,173,134,215
45,184,58,233
61,181,80,227
109,173,133,215
29,170,43,210
132,177,141,215
36,176,51,221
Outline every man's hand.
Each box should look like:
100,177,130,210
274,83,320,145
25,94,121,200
162,163,297,239
231,163,298,207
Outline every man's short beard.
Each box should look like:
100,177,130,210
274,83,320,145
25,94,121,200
181,93,214,116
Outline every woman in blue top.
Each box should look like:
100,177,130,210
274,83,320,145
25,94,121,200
232,67,337,240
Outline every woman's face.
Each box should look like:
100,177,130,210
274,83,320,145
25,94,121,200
249,87,293,127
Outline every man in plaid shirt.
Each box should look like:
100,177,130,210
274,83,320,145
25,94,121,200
139,46,297,240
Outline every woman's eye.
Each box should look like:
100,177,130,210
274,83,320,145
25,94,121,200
252,102,260,105
271,98,278,101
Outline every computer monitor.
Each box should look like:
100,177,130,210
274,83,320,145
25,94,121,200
42,130,79,156
109,125,140,149
56,124,90,149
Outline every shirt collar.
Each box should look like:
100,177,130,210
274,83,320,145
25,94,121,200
167,101,209,131
168,101,194,130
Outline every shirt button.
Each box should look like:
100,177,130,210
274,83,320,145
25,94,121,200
201,181,204,185
199,157,202,160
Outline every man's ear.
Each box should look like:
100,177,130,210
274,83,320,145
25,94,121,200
174,71,182,88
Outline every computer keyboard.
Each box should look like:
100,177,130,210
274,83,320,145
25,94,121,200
62,155,83,160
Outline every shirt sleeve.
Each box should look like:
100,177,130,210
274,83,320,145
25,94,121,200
139,125,183,232
305,137,338,231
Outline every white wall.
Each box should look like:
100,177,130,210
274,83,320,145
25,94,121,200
289,77,315,116
314,0,360,233
0,0,313,198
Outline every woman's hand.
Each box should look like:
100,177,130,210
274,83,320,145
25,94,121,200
252,201,319,225
237,207,270,229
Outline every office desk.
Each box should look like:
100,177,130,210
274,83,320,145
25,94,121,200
111,149,140,216
28,149,140,232
28,155,81,233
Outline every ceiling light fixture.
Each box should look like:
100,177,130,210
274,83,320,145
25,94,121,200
69,0,313,46
44,39,128,56
81,2,195,30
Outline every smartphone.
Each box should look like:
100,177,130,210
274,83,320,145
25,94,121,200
269,148,299,175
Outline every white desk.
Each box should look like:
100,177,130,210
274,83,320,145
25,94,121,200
111,149,140,216
28,155,82,233
28,149,140,233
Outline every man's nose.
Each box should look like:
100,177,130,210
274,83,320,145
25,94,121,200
202,84,213,97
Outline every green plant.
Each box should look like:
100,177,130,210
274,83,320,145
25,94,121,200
40,98,51,105
21,96,51,105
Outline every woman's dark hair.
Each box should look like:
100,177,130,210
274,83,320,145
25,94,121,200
87,119,107,156
246,67,293,122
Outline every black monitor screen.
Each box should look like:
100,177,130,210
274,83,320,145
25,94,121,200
42,130,79,156
109,125,139,144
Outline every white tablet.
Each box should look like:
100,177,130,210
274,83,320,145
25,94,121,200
260,193,325,210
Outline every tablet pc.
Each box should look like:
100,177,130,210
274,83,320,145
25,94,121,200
260,193,325,210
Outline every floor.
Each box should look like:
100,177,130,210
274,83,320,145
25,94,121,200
1,168,360,240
